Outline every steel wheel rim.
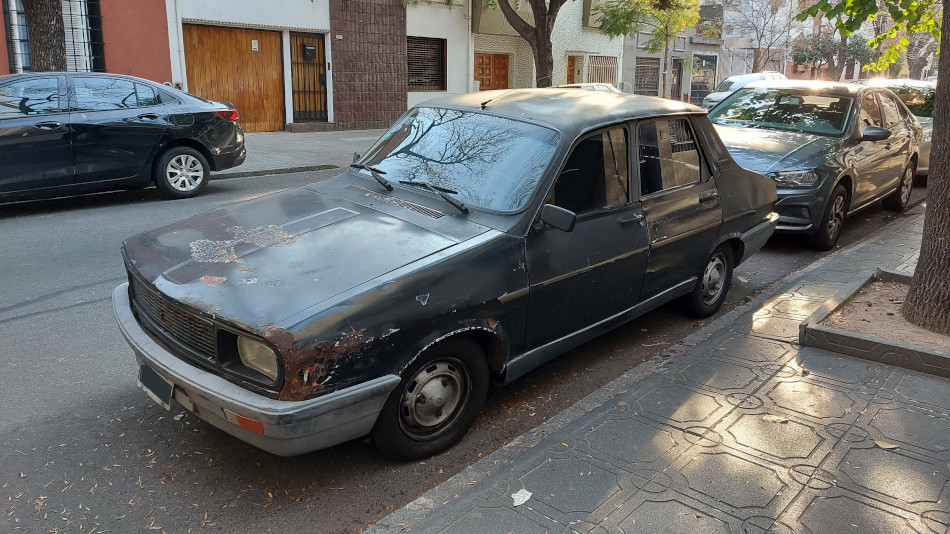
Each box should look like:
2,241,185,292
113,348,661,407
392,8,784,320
165,154,203,192
701,252,727,305
399,357,470,440
900,167,913,205
826,194,845,242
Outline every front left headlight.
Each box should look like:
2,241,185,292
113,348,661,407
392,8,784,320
772,170,820,189
237,337,280,381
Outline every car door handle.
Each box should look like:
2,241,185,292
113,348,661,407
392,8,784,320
699,191,720,203
137,113,160,120
33,121,63,130
618,213,645,227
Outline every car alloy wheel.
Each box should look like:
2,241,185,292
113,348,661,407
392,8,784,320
398,358,469,440
165,154,205,192
883,163,915,212
825,193,846,243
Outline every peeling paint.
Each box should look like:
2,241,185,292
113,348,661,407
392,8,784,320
416,294,430,306
239,278,259,285
236,267,256,274
189,225,298,263
200,275,227,286
264,327,368,401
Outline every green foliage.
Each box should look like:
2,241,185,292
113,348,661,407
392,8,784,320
594,0,701,50
791,33,837,66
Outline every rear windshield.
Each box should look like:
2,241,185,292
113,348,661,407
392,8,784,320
362,107,561,212
708,88,855,136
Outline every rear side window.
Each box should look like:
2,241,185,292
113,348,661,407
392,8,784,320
553,126,629,214
0,77,59,118
136,84,161,106
638,118,704,195
74,77,138,111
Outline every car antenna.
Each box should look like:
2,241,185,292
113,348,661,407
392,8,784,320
480,89,516,110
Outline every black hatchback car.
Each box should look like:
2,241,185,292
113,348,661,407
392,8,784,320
0,72,245,201
709,80,920,249
114,89,777,460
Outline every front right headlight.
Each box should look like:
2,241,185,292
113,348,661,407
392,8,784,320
237,337,280,381
772,170,820,189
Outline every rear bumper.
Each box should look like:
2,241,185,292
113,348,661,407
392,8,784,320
112,283,399,456
739,212,779,263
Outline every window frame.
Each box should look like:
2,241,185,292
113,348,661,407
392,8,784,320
634,115,713,200
407,36,447,92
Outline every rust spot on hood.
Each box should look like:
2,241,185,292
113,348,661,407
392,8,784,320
264,327,367,401
189,226,298,264
200,275,227,286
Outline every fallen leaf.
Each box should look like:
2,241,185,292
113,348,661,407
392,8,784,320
874,440,898,450
762,415,788,424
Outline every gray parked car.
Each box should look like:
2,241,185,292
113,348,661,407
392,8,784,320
864,78,934,180
114,89,777,460
709,80,920,250
702,71,786,109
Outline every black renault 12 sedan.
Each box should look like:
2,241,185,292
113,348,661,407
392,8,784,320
709,80,920,249
0,71,245,201
113,89,777,459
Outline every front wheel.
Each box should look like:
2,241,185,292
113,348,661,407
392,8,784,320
154,147,210,199
682,244,734,318
372,338,489,460
810,184,848,250
882,162,915,212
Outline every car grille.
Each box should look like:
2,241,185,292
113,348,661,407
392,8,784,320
131,277,216,356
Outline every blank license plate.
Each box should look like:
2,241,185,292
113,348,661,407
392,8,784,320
138,363,174,410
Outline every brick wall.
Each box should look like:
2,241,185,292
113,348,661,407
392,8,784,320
329,0,407,130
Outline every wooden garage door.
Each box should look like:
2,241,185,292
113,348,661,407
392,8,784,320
183,24,284,132
475,53,509,91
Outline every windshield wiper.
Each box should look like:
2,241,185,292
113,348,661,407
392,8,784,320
350,163,392,191
398,180,469,214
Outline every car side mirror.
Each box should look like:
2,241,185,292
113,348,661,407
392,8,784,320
353,152,361,163
861,125,891,142
540,204,576,232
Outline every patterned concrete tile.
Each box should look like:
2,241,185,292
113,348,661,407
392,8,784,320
838,447,948,504
679,452,787,510
765,380,859,421
794,494,921,534
726,413,824,460
520,458,622,514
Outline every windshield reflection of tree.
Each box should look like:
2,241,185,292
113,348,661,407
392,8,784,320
368,108,557,211
714,90,851,135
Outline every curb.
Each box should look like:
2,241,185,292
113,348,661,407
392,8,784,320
212,164,342,180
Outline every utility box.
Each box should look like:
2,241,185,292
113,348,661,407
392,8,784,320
302,43,317,60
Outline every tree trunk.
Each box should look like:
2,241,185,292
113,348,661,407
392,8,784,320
901,0,950,335
533,26,555,88
496,0,566,88
662,37,670,97
21,0,66,72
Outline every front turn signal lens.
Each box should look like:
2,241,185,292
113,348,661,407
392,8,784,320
237,337,280,381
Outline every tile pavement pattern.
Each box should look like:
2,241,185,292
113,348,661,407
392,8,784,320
371,210,950,533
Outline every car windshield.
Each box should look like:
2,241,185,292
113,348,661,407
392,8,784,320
708,88,854,136
362,107,561,212
885,85,935,117
713,78,742,92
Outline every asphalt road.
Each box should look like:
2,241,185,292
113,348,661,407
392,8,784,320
0,172,926,534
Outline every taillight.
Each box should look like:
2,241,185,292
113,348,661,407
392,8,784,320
214,108,239,122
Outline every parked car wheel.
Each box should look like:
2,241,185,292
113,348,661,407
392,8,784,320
882,162,915,212
682,244,734,317
154,147,210,199
810,184,848,250
372,337,489,460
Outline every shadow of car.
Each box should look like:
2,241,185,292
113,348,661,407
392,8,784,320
0,72,245,201
708,80,920,250
113,89,777,460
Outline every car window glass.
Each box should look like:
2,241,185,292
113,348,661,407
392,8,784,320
553,126,628,214
74,77,138,111
136,83,160,106
638,118,704,195
859,96,884,131
877,93,902,127
0,77,59,118
709,89,853,136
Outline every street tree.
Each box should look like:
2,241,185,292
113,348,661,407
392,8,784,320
21,0,67,71
722,0,795,71
493,0,570,87
800,0,949,334
595,0,701,97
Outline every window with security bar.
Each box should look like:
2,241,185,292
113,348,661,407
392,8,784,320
3,0,104,73
586,55,618,86
634,57,660,96
408,36,446,92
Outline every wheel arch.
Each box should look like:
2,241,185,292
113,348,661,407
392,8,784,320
153,138,217,179
400,320,510,383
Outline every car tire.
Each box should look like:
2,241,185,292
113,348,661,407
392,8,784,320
154,147,210,199
810,184,848,250
682,244,734,318
882,162,915,212
372,337,489,461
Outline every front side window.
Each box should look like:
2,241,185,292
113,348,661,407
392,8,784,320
858,95,884,132
363,107,560,212
877,92,903,127
638,118,704,195
552,126,628,214
74,77,137,111
0,77,59,118
709,88,854,136
407,36,446,91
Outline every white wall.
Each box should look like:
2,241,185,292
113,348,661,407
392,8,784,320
550,0,623,86
474,33,535,88
406,2,472,108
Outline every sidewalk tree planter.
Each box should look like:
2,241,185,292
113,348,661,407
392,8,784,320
799,0,950,335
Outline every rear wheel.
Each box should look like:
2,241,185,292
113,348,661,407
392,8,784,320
810,184,848,250
682,244,733,318
372,338,489,460
154,147,210,199
882,162,915,212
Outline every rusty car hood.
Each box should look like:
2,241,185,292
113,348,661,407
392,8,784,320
122,186,491,329
714,124,838,173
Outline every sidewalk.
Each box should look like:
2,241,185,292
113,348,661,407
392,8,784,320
369,205,950,534
213,129,388,179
